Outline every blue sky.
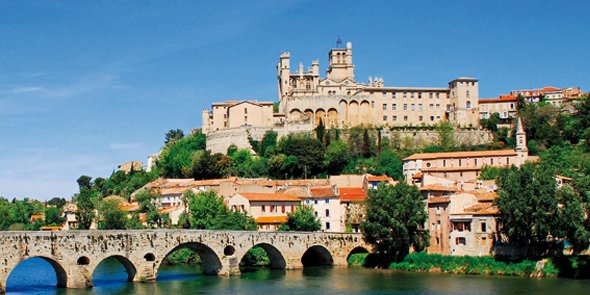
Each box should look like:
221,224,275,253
1,1,589,200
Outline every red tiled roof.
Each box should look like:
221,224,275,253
310,187,337,198
339,187,367,202
238,193,301,202
367,175,393,182
404,149,516,161
428,196,450,204
473,205,500,216
419,185,460,192
255,216,288,224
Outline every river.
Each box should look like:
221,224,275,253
5,257,590,294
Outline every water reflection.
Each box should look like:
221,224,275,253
6,258,590,295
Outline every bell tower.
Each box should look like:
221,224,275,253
326,38,354,82
515,117,528,166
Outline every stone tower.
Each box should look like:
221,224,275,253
448,77,480,127
515,117,528,166
326,41,354,82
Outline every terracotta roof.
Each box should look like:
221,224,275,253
278,187,310,198
464,203,493,213
479,95,518,103
473,205,500,216
339,187,367,202
120,203,140,212
255,216,289,224
556,175,574,181
30,214,45,221
465,191,498,202
413,172,423,179
212,100,273,107
238,193,301,202
367,175,393,182
39,226,62,231
158,206,182,214
420,185,460,192
428,196,450,204
404,149,516,161
310,187,337,198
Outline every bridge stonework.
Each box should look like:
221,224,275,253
0,230,369,293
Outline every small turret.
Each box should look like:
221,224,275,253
515,117,528,166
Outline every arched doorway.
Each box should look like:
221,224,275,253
315,108,326,126
92,255,137,286
5,257,67,293
360,100,371,125
289,109,303,121
348,101,359,126
301,245,333,267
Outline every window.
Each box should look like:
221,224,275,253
459,159,462,166
466,90,470,98
291,205,294,212
430,116,434,121
443,160,446,167
456,237,466,245
403,116,408,121
466,101,472,109
436,104,440,109
244,115,248,121
436,206,441,215
411,104,415,111
481,222,487,232
392,104,397,110
383,92,387,98
244,108,248,114
491,158,494,165
411,92,415,99
371,101,375,108
419,116,423,121
436,237,440,245
314,200,318,205
270,205,276,212
393,115,397,121
314,211,318,217
429,93,433,99
430,104,434,110
418,92,422,99
403,104,408,110
419,104,423,110
383,115,387,121
475,159,478,166
506,157,510,165
403,92,407,99
325,209,330,217
281,204,285,213
326,222,331,230
383,103,387,110
262,205,266,212
325,199,329,204
436,93,440,99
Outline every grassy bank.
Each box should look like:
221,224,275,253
348,252,590,278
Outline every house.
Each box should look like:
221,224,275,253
304,186,342,232
117,161,143,173
339,187,368,233
227,192,302,231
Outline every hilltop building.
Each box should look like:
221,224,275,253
403,118,529,183
202,40,481,153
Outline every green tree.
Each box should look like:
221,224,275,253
554,186,590,254
315,118,326,145
165,129,185,144
436,121,456,151
76,188,98,230
97,198,128,230
44,207,65,226
324,140,350,174
135,189,164,228
77,175,93,191
47,197,66,208
495,163,560,255
279,205,321,232
158,130,207,178
277,135,325,178
185,191,255,230
192,150,230,179
361,182,429,262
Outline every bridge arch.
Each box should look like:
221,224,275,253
239,243,286,270
92,255,138,283
346,246,369,262
5,256,68,292
301,245,334,267
159,242,222,276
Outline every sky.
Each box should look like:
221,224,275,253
1,0,589,200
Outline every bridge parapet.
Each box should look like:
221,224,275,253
0,230,369,293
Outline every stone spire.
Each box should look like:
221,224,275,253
515,117,528,166
516,116,525,134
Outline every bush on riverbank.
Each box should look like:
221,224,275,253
347,252,571,277
240,246,270,267
162,248,202,265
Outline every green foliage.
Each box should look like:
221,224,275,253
99,169,159,200
135,189,166,228
76,187,98,230
47,197,66,208
158,130,207,178
185,190,256,230
480,113,501,132
555,186,590,254
277,135,325,178
324,140,351,174
279,205,321,232
97,197,128,230
240,246,271,267
348,253,369,266
165,129,185,145
162,248,202,265
479,165,507,180
192,150,231,180
44,207,64,226
361,182,428,262
126,213,144,229
496,163,560,253
435,121,456,151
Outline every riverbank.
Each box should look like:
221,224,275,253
348,252,590,278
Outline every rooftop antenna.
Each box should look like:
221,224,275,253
336,36,342,48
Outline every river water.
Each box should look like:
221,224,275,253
6,257,590,294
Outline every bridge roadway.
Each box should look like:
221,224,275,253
0,229,369,293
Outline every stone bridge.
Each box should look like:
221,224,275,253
0,230,369,293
